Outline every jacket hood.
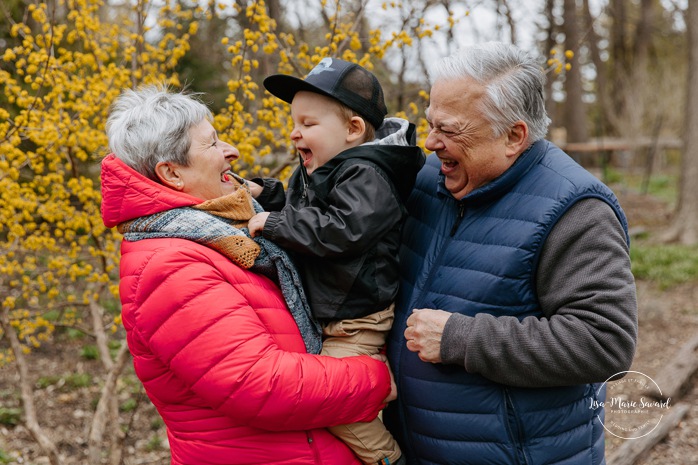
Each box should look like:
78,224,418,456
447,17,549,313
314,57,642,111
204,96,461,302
314,117,426,202
100,154,201,228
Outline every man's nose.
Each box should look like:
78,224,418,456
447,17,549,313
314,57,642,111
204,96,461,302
424,130,443,152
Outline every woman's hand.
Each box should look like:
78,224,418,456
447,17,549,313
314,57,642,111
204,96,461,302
371,354,397,403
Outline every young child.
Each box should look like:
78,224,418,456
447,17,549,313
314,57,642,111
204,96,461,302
248,57,425,465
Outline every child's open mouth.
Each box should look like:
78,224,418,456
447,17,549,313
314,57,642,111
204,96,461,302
298,148,313,166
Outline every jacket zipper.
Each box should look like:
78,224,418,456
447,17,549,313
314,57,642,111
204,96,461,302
504,388,530,465
393,198,465,459
299,153,309,201
450,201,466,236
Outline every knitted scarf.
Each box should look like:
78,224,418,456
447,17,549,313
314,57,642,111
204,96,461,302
118,179,322,354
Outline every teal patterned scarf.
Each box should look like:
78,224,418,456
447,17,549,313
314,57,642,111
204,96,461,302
118,182,322,354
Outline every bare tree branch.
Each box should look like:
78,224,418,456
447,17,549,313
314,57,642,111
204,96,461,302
88,340,131,465
0,306,61,465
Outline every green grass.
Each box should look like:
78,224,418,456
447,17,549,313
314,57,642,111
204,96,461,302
36,373,92,390
642,174,677,205
80,344,99,360
103,297,122,316
607,167,698,291
108,339,123,360
0,449,13,464
605,168,678,206
120,397,138,412
145,434,164,452
0,407,21,426
150,416,164,430
631,243,698,289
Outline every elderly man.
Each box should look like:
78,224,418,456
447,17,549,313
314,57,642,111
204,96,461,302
385,42,637,465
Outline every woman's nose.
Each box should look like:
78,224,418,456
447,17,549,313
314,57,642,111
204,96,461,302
222,141,240,161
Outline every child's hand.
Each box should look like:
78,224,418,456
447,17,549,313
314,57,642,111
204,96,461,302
248,212,270,238
246,180,263,198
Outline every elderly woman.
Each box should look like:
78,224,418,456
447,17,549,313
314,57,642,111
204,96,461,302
100,85,394,465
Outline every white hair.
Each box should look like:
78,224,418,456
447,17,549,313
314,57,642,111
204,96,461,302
105,85,212,180
429,42,551,143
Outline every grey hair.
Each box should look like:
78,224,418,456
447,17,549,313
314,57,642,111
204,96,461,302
105,84,213,181
428,42,551,143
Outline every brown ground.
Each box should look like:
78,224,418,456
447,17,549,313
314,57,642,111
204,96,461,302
599,189,698,464
0,189,696,465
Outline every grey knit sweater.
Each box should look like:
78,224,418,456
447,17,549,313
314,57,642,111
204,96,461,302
441,198,638,387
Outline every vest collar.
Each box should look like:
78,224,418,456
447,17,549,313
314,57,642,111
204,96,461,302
437,139,548,205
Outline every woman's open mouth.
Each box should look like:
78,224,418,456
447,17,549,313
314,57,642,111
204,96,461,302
221,170,235,183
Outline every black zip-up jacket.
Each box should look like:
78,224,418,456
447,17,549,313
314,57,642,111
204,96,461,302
255,118,425,321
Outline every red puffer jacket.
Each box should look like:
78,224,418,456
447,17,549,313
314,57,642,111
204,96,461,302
100,155,391,465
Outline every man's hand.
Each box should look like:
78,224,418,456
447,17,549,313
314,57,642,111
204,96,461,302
404,308,452,363
248,212,270,238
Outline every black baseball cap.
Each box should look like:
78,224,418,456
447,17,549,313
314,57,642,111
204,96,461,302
263,57,388,129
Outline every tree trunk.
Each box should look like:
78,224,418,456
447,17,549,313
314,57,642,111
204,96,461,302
661,0,698,244
497,0,517,45
605,0,630,134
624,0,653,138
582,0,609,138
543,0,557,126
563,0,589,162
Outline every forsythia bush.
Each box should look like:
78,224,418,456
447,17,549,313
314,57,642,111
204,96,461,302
217,1,432,179
0,0,201,363
0,0,434,363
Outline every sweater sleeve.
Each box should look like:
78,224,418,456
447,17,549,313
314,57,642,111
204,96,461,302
132,244,391,431
441,198,638,387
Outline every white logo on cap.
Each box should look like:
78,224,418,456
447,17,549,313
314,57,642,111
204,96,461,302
307,58,337,77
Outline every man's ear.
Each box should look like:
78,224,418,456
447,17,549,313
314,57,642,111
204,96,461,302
346,116,367,143
505,121,529,157
155,161,183,190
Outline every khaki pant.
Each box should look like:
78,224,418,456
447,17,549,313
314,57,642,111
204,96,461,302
321,305,401,465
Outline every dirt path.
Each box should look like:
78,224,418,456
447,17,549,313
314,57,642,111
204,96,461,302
601,188,698,464
604,280,698,464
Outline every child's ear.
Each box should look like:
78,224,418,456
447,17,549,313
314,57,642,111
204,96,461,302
346,116,367,143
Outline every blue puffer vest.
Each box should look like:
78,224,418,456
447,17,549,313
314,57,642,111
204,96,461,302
385,140,628,465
